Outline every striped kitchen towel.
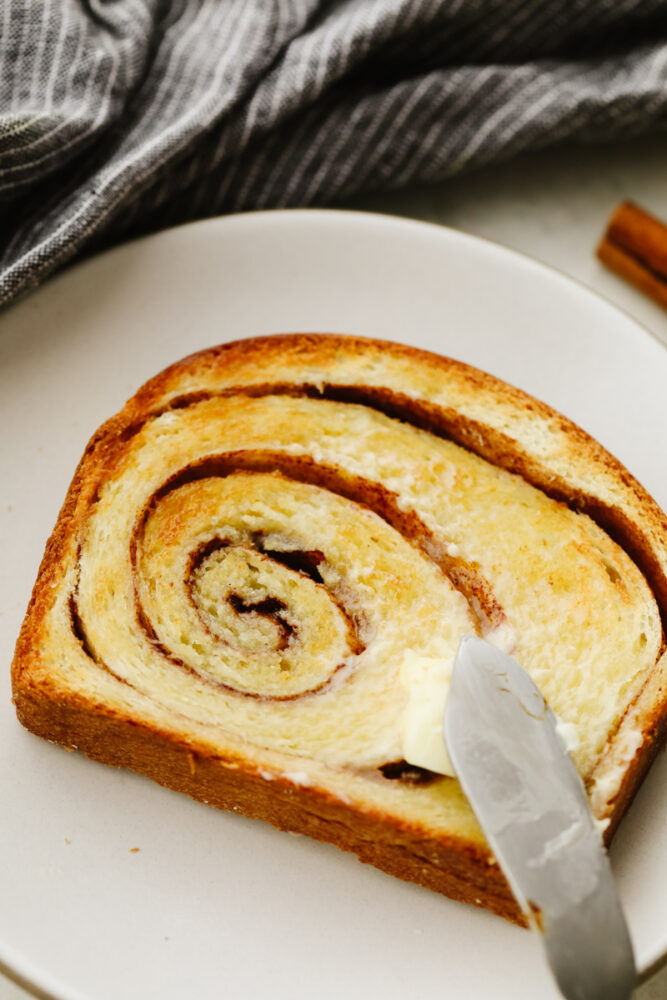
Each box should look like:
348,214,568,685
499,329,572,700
2,0,667,309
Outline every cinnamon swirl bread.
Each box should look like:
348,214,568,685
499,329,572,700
12,334,667,924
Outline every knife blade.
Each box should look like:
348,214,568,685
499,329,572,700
443,635,636,1000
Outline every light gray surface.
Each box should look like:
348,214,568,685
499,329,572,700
2,134,666,999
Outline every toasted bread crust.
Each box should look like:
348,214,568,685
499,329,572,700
14,678,522,923
12,334,667,923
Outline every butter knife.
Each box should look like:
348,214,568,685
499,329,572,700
443,635,636,1000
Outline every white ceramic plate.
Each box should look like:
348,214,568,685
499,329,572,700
2,210,667,1000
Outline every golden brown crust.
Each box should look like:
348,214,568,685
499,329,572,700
13,677,522,925
12,332,667,924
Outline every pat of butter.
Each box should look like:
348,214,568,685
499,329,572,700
400,628,582,779
400,649,456,777
399,628,516,777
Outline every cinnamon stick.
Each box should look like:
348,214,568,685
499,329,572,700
597,201,667,310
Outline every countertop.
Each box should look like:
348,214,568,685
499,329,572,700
2,131,666,1000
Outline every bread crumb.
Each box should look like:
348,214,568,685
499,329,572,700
129,847,140,853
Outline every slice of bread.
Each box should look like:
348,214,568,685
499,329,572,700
12,334,667,924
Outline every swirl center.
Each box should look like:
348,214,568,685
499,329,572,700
134,475,371,698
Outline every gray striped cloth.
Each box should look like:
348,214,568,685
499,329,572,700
2,0,667,309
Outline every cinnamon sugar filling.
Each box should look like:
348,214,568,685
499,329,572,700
78,451,499,702
116,381,666,618
62,383,662,779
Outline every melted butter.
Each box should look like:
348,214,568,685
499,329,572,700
400,628,584,778
400,647,455,776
